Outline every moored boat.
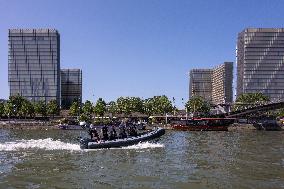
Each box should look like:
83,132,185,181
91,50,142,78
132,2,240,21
79,127,165,149
171,118,235,131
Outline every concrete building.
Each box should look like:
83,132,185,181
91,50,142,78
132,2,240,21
61,69,82,109
212,62,233,104
8,29,60,104
237,28,284,101
189,62,233,105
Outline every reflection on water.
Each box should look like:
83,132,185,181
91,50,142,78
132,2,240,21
0,129,283,188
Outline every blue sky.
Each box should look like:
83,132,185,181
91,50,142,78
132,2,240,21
0,0,284,108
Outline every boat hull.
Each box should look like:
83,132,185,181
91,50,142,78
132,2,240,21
80,127,165,149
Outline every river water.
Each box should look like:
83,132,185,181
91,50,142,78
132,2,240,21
0,129,283,189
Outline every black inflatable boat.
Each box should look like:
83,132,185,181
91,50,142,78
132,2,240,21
80,127,165,149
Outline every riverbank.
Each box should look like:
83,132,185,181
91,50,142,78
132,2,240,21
148,123,284,131
0,120,59,130
0,120,283,131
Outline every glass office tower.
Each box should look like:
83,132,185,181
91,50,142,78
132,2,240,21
8,29,60,104
189,69,213,102
237,28,284,101
61,69,82,109
189,62,233,105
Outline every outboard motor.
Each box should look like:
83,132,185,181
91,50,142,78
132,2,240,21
80,138,93,149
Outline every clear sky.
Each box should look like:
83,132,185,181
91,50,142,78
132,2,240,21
0,0,284,108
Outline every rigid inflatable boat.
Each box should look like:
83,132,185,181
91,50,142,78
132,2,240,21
79,127,165,149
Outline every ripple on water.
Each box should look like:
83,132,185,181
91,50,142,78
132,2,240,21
0,129,283,189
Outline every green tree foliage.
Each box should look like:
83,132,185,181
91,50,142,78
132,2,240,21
0,102,4,118
185,96,210,116
4,95,35,118
107,101,117,115
6,95,26,118
19,99,34,118
80,100,94,123
82,100,94,115
143,95,173,115
143,98,154,115
94,98,106,117
4,101,14,118
116,97,144,115
34,100,47,117
47,100,59,118
69,101,81,116
233,93,270,111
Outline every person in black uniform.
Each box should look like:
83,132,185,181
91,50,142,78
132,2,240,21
88,125,100,142
119,122,127,139
102,125,109,140
109,125,117,140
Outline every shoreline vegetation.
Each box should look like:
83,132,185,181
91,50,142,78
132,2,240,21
0,93,284,131
0,120,283,131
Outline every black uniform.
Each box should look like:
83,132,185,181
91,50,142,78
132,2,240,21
102,125,109,140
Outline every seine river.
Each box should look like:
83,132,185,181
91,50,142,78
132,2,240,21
0,129,283,189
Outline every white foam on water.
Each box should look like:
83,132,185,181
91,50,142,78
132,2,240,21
121,141,164,149
84,141,164,152
0,138,81,151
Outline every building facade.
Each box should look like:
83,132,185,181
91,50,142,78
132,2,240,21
61,69,82,109
189,62,233,105
237,28,284,101
212,62,233,104
8,29,60,104
189,69,213,102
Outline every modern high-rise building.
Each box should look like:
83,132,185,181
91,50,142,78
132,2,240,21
212,62,233,104
61,69,82,109
237,28,284,101
189,69,213,102
8,29,60,104
189,62,233,105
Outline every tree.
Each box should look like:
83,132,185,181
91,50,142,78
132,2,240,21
47,100,59,118
116,97,144,115
34,100,47,117
185,96,210,116
19,99,34,119
4,101,14,118
0,102,4,118
80,100,94,123
143,95,173,115
7,94,25,118
233,93,270,111
94,98,106,117
82,100,94,115
143,98,154,116
107,101,117,116
69,101,81,116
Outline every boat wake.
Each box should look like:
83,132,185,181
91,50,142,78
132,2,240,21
121,141,164,149
0,138,81,151
0,139,164,152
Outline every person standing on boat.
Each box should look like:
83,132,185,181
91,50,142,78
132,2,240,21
88,124,100,142
118,122,127,139
109,125,117,140
102,125,109,140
